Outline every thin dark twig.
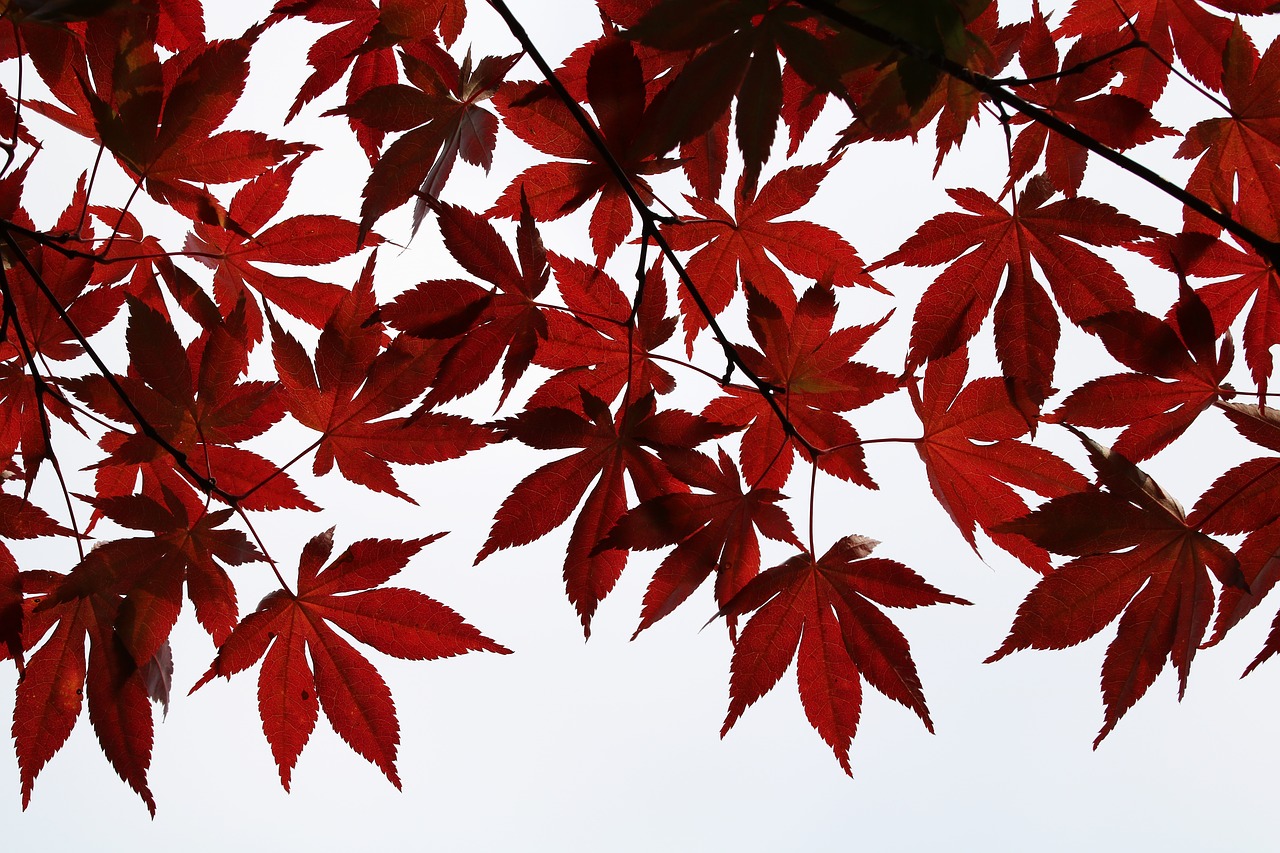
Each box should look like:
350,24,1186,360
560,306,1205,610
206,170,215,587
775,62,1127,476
994,36,1146,86
649,352,741,386
807,456,817,557
235,506,294,595
1105,0,1232,115
0,217,225,264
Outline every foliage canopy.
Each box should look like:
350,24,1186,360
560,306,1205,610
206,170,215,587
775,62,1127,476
1,0,1280,813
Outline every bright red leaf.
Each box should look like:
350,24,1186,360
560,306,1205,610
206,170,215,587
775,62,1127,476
596,446,802,637
874,176,1150,413
1049,281,1235,461
718,534,968,774
990,430,1245,744
271,256,496,501
660,160,885,353
912,348,1089,573
489,38,679,261
192,529,509,789
478,392,732,634
703,285,897,491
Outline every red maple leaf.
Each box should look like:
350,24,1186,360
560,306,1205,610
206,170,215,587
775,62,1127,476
912,348,1088,574
660,160,885,352
14,485,257,812
623,0,850,196
66,298,313,514
271,256,496,501
182,155,372,338
383,200,551,408
990,429,1246,744
68,18,305,223
703,285,898,491
89,205,222,329
271,0,469,158
192,529,509,789
1056,0,1248,102
526,255,677,411
477,392,732,634
874,177,1151,414
0,493,75,667
340,46,520,237
9,2,204,143
1190,403,1280,668
833,3,1025,174
1049,281,1235,461
717,534,969,774
13,571,157,812
48,487,261,655
1135,231,1280,395
0,360,77,491
489,38,679,261
596,447,802,637
1176,24,1280,240
1007,6,1172,197
4,178,124,363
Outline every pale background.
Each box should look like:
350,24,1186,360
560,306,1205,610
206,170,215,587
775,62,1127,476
2,2,1279,850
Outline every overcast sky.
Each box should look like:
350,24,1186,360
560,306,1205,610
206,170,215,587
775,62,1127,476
3,2,1280,850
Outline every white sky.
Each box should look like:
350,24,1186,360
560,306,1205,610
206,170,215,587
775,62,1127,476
3,1,1280,850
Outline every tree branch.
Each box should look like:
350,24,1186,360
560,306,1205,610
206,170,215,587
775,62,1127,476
792,0,1280,267
484,0,821,458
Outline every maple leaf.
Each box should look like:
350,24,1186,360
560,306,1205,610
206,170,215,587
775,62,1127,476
15,481,244,814
182,155,371,339
383,199,550,408
489,38,679,261
4,0,203,46
46,487,261,654
89,205,222,329
4,2,203,138
873,177,1151,414
477,392,732,634
1190,403,1280,668
1006,6,1172,198
623,0,855,196
911,348,1089,574
1135,231,1280,396
703,285,898,491
4,177,124,363
989,429,1246,745
14,573,157,813
271,0,469,157
272,255,497,501
831,2,1024,174
340,46,520,238
0,360,77,492
660,160,886,353
71,18,306,223
0,492,75,667
1049,281,1235,461
717,534,968,774
192,529,509,790
1056,0,1242,102
1176,24,1280,240
65,298,313,513
526,255,677,411
596,447,801,637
